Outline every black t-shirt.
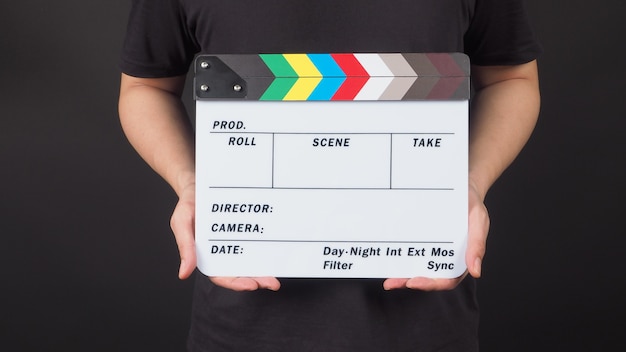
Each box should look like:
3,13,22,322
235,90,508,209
120,0,542,78
120,1,541,351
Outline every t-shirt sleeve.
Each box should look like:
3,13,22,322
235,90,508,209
464,0,542,66
119,0,199,78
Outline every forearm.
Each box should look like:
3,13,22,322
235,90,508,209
468,61,541,200
118,74,195,196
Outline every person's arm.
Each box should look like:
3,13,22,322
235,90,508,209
118,73,280,291
383,60,540,290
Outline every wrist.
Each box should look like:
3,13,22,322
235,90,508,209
468,174,489,202
174,170,196,197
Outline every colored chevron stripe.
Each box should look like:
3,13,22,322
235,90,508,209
307,54,346,100
196,53,470,101
259,54,298,100
353,53,393,100
379,53,418,100
282,54,322,100
330,53,369,100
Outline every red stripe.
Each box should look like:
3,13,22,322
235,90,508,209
330,54,369,100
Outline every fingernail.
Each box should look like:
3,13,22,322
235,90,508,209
178,260,186,276
474,257,482,277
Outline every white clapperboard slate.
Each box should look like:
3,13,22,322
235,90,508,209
194,53,470,278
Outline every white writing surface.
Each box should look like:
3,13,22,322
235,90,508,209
196,101,468,278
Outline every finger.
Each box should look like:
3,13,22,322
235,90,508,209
405,274,466,291
382,278,409,290
466,189,490,278
254,277,281,291
170,203,197,280
210,277,258,291
466,214,489,279
176,236,196,280
210,277,281,291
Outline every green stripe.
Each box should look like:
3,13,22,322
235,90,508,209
260,54,297,77
260,78,298,100
259,54,298,100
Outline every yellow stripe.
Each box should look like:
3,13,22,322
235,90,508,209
283,78,322,100
283,54,321,77
283,54,322,100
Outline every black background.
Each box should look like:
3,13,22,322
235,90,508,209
1,1,624,351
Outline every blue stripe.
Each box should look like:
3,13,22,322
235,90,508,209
307,78,345,100
307,54,345,77
307,54,346,100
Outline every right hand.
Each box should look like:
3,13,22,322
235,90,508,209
170,183,281,291
170,182,197,280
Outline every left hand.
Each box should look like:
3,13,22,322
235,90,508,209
383,182,490,291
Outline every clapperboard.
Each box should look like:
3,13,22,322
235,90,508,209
194,53,469,278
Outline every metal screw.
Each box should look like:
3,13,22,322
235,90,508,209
200,84,209,92
200,61,210,69
233,84,242,92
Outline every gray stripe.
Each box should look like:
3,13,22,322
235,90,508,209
379,54,417,76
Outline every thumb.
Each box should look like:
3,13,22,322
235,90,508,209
170,200,197,280
466,186,490,278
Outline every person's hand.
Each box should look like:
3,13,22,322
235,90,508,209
170,183,281,291
383,181,490,291
209,277,281,291
170,182,197,280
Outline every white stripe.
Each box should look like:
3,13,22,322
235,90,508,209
353,54,394,100
354,53,393,76
354,77,394,100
